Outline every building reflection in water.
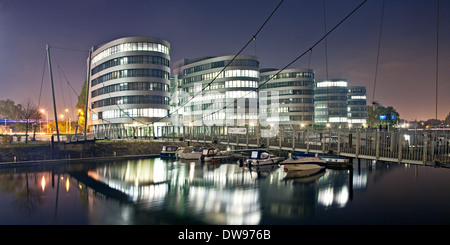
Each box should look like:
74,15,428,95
77,157,370,225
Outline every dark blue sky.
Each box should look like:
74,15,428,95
0,0,448,121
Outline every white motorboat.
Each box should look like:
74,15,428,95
160,145,179,158
282,154,326,171
245,150,283,166
200,147,234,162
177,146,203,160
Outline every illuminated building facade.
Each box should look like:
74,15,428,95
259,68,315,127
314,79,349,126
347,86,367,126
172,55,259,127
87,37,171,137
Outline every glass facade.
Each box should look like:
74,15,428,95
259,68,315,126
172,55,259,127
347,86,367,125
87,37,171,135
314,79,349,125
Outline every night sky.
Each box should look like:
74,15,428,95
0,0,448,121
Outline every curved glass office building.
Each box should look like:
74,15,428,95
172,55,259,127
87,37,171,137
259,68,315,127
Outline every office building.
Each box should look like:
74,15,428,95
314,79,349,126
347,86,367,126
172,55,259,127
87,37,171,137
259,68,315,127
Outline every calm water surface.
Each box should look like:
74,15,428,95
1,157,449,225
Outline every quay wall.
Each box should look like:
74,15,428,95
0,140,189,163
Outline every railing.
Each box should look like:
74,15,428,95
87,125,450,164
167,127,450,164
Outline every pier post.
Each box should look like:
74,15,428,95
306,130,310,153
355,130,360,158
279,126,282,150
246,125,249,148
376,129,380,160
423,133,428,163
337,129,341,154
398,131,403,163
292,127,295,151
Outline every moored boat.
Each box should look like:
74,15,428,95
292,152,351,169
177,146,203,160
282,154,326,171
245,149,283,167
200,147,233,162
160,145,179,158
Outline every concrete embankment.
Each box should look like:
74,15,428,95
0,140,189,164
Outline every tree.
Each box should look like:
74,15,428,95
366,101,400,128
0,99,21,119
18,98,42,144
444,112,450,126
0,99,22,133
76,80,87,133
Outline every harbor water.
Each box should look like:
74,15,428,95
1,156,450,225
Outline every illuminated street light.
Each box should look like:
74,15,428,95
40,109,49,133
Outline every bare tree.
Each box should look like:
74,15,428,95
18,98,42,144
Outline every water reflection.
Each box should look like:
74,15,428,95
3,157,440,225
80,158,358,225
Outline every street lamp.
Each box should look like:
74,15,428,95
40,109,48,133
60,114,65,134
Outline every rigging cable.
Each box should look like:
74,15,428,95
156,0,285,124
37,53,47,109
323,0,330,123
200,0,369,121
372,0,386,105
435,0,439,125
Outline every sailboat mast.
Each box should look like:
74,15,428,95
84,48,92,139
46,44,60,141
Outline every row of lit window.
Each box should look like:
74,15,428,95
92,108,169,120
91,69,169,87
182,59,259,75
184,80,258,93
182,70,258,84
92,42,169,65
260,72,314,81
188,91,258,104
92,95,169,108
262,98,314,104
91,82,169,98
314,96,348,101
259,80,314,89
316,81,348,88
266,89,314,96
91,55,170,75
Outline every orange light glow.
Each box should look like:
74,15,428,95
66,178,70,192
41,176,46,192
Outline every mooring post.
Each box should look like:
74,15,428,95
423,133,428,163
